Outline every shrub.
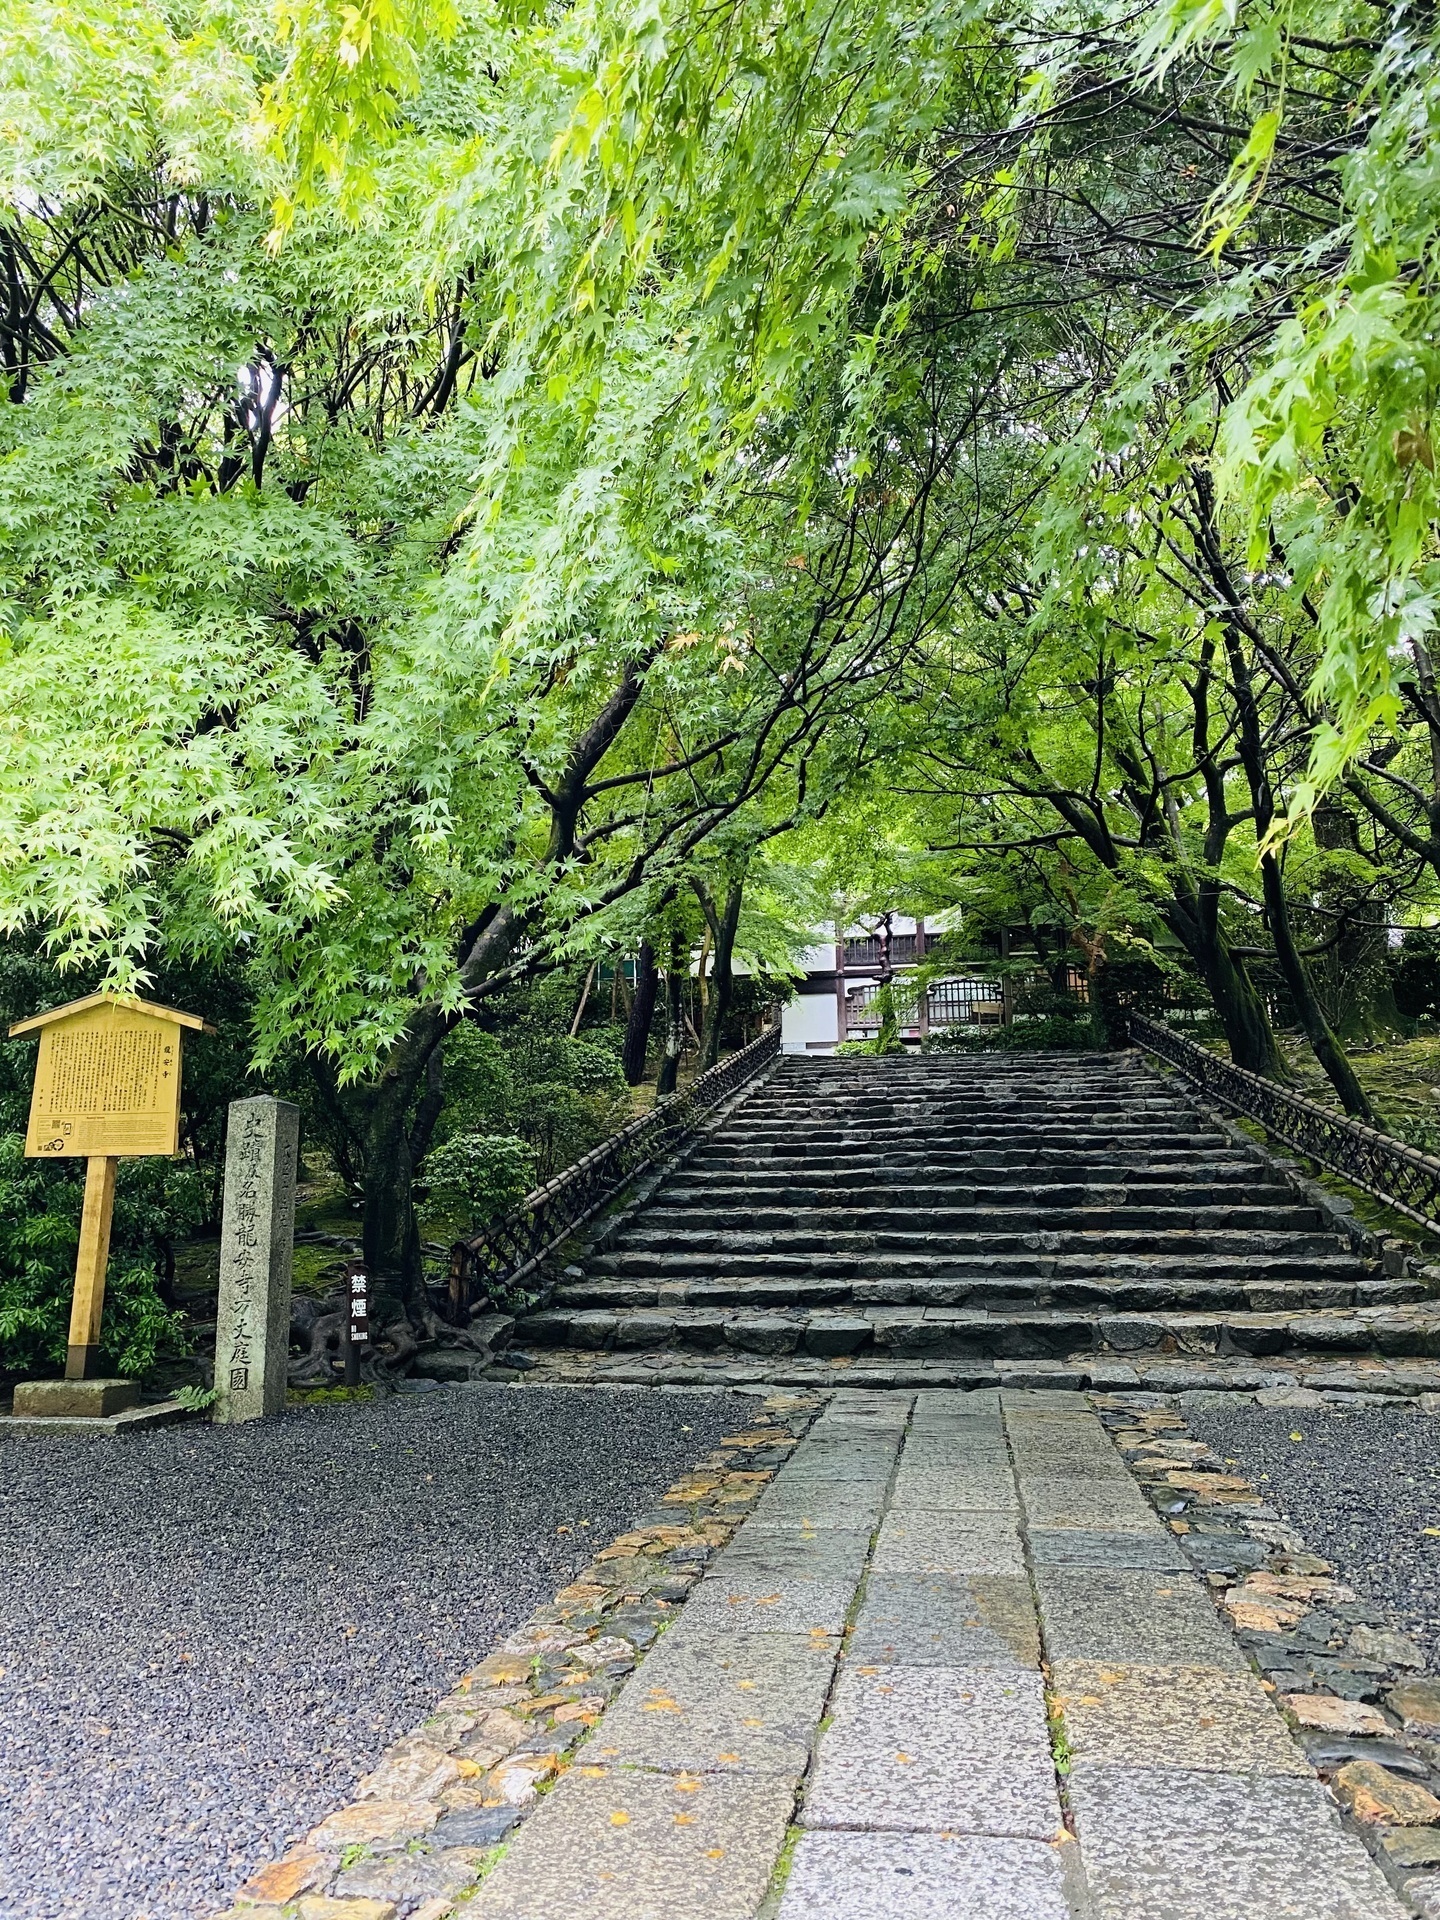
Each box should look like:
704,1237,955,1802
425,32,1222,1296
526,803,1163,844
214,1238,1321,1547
417,1131,538,1237
437,1023,631,1182
0,1137,200,1378
925,1014,1097,1053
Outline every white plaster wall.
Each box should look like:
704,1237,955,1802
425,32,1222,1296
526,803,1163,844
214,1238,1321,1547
782,994,840,1054
794,941,839,971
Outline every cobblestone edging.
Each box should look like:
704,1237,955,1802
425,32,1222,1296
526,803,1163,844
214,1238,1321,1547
1097,1391,1440,1918
209,1389,826,1920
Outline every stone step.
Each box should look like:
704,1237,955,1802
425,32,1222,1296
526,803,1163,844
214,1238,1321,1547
743,1097,1168,1113
747,1090,1161,1104
614,1226,1340,1258
768,1053,1136,1073
484,1343,1440,1400
633,1204,1327,1234
514,1300,1440,1360
656,1176,1300,1205
694,1128,1246,1150
697,1128,1232,1154
587,1248,1367,1282
533,1053,1431,1393
683,1144,1259,1175
556,1274,1419,1312
727,1098,1195,1121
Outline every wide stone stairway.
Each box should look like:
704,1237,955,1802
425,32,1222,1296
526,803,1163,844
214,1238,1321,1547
514,1052,1440,1396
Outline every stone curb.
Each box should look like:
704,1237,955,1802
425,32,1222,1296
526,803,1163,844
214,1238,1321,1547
1095,1389,1440,1916
206,1386,828,1920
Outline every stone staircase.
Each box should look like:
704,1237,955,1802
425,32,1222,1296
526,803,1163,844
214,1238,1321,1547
503,1052,1440,1396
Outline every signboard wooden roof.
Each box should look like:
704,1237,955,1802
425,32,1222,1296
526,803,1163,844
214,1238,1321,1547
8,993,213,1159
8,991,210,1037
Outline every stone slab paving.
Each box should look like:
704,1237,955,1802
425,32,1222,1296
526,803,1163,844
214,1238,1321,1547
799,1665,1060,1836
776,1831,1072,1920
504,1344,1440,1401
1095,1390,1440,1916
590,1623,836,1775
455,1385,1409,1919
470,1769,795,1920
201,1390,822,1920
846,1570,1039,1667
1008,1390,1407,1920
1069,1768,1404,1920
214,1390,1420,1912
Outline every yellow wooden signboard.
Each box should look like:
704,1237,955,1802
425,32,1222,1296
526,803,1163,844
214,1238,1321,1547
8,993,211,1380
14,993,203,1158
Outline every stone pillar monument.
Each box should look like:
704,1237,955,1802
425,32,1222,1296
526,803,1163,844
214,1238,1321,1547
214,1097,299,1423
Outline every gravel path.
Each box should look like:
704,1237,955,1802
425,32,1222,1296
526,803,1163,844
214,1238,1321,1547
1188,1403,1440,1659
0,1383,747,1920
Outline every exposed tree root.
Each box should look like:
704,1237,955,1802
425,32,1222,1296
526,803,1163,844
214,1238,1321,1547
287,1288,474,1386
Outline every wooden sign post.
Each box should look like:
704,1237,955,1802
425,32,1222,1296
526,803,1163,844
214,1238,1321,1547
341,1261,369,1387
8,992,211,1381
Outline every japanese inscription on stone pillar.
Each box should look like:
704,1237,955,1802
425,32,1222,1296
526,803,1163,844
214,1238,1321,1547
214,1097,299,1423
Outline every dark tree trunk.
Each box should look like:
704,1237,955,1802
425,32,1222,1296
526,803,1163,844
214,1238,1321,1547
698,877,744,1069
656,931,684,1098
1311,801,1399,1042
332,657,656,1306
1259,852,1376,1119
1044,778,1287,1079
361,1087,424,1294
1210,593,1373,1113
622,940,658,1086
1185,468,1373,1115
340,1010,449,1302
1164,886,1287,1079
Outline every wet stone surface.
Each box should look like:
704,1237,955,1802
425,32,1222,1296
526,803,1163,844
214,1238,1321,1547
775,1831,1072,1920
467,1767,796,1920
1098,1390,1440,1916
197,1389,823,1920
801,1664,1060,1838
1069,1765,1404,1920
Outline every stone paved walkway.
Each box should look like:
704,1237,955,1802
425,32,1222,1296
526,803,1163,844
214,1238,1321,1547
468,1387,1408,1920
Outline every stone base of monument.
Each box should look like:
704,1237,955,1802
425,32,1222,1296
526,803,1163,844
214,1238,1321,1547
1,1378,196,1435
15,1377,139,1418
